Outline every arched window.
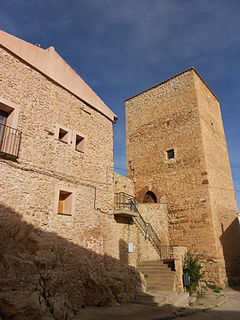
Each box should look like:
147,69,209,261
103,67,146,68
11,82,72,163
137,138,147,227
143,191,157,203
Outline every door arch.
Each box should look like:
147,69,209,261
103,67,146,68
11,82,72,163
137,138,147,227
143,191,157,203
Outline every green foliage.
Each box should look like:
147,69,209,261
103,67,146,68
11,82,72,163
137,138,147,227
207,283,223,293
144,273,149,279
183,252,203,294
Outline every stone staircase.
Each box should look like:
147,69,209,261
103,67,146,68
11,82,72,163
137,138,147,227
138,260,175,291
136,260,189,307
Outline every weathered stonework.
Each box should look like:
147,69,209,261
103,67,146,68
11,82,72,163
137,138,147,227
0,32,140,319
1,30,239,319
125,68,240,286
113,173,168,266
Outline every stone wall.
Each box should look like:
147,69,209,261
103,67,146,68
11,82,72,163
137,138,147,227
125,68,240,286
138,203,169,246
114,172,135,195
194,72,240,284
113,174,163,267
0,45,141,319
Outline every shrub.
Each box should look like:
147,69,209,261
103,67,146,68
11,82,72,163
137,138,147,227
207,283,223,293
183,252,203,294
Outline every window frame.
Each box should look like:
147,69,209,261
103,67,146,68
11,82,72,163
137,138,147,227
55,124,71,144
72,130,87,153
53,185,76,216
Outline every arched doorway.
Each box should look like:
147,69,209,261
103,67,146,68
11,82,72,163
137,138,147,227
143,191,157,203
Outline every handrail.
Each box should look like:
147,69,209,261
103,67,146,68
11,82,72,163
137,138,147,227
114,192,138,212
0,123,21,158
114,192,174,260
134,213,162,256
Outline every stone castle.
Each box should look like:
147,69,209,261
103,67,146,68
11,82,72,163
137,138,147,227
0,30,239,319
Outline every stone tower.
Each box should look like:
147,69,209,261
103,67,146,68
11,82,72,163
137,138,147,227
125,68,240,285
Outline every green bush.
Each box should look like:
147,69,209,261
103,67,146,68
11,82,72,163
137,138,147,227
183,252,203,294
207,283,223,293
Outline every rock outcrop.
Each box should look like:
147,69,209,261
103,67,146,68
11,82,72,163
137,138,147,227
0,205,141,319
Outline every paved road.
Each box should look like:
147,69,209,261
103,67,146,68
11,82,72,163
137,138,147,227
174,287,240,320
73,287,240,320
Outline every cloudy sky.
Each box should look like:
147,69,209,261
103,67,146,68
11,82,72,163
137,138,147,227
1,0,239,208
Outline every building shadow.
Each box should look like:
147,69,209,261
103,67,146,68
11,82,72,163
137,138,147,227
220,218,240,289
119,239,129,266
0,204,150,320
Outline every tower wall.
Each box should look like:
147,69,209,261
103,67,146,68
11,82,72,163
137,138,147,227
125,69,240,285
194,73,240,282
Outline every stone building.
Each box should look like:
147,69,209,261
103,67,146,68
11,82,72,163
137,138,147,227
0,30,239,319
125,68,240,286
0,30,186,319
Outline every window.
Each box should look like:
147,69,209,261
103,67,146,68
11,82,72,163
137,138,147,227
75,134,85,152
53,186,76,216
55,125,71,144
73,131,86,153
0,98,21,158
0,110,8,125
58,190,73,215
58,127,70,143
166,149,175,160
0,110,8,142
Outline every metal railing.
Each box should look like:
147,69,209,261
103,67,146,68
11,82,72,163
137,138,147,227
114,192,175,260
134,213,162,256
114,192,138,212
0,123,21,158
134,213,174,260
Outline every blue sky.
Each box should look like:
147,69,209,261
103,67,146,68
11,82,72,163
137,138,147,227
1,0,239,209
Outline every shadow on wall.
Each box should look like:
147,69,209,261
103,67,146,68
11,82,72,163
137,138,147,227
220,217,240,287
0,204,145,320
119,239,129,266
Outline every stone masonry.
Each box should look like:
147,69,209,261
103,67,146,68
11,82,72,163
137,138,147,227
0,31,141,319
125,68,240,286
0,29,183,320
1,30,239,319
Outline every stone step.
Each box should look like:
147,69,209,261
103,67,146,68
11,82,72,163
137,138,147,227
139,260,175,292
138,267,174,273
139,271,173,276
147,285,174,291
146,279,174,284
145,276,175,282
139,266,174,271
135,290,186,307
139,261,167,266
171,292,190,307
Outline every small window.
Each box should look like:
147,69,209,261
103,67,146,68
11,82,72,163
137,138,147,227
72,131,86,153
58,190,73,215
58,128,69,143
167,149,175,160
75,134,85,152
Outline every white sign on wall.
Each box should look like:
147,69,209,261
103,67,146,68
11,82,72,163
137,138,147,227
128,243,134,252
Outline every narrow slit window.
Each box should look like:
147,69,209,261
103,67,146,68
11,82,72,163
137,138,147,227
167,149,175,160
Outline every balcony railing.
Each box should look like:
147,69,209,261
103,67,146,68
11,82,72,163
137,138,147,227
114,192,138,217
0,123,21,158
115,192,138,211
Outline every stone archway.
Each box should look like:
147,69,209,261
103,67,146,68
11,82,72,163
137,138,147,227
143,191,157,203
137,186,161,203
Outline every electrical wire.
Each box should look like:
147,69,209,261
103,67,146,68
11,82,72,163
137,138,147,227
113,166,240,193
